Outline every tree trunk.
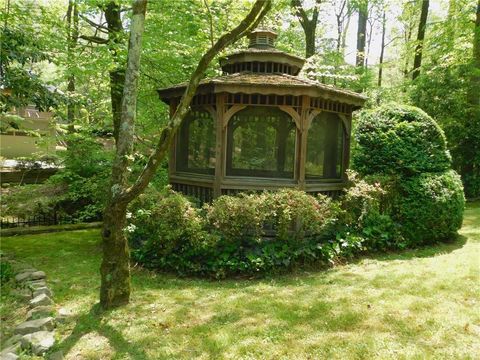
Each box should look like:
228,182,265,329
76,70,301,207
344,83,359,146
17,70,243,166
468,0,480,106
304,21,316,58
104,1,125,144
378,10,386,87
341,12,351,58
355,1,368,67
412,0,429,80
100,0,272,309
291,0,320,58
66,0,78,131
335,0,347,53
100,201,130,307
447,0,457,49
100,0,147,309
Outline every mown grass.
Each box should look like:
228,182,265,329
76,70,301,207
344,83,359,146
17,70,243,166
1,203,479,359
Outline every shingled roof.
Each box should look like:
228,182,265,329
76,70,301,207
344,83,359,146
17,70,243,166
157,72,367,106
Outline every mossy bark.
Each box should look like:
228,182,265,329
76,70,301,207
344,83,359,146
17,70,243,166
100,201,130,307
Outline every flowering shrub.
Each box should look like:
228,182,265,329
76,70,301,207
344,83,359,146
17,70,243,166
128,188,354,277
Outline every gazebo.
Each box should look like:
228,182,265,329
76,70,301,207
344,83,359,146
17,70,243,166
157,29,367,203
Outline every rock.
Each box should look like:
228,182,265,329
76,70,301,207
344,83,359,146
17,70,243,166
27,280,47,290
0,352,19,360
14,271,45,282
27,306,55,320
21,331,55,355
33,287,52,298
14,271,34,282
14,317,55,335
1,335,22,350
48,350,64,360
56,308,73,324
29,271,46,280
0,342,21,356
30,293,54,308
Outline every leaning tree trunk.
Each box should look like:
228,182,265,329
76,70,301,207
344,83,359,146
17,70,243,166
412,0,429,80
99,0,272,309
355,1,368,67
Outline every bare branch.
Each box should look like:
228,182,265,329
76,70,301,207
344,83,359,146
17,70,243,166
79,34,108,44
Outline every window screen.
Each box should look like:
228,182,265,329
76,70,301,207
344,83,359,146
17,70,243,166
176,108,216,175
226,106,296,178
306,113,344,179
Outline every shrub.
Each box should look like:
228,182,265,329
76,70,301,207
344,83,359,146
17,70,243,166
204,189,337,243
128,187,207,271
352,104,452,176
0,255,13,284
128,189,354,278
392,170,465,245
351,104,464,247
340,171,404,251
47,133,112,222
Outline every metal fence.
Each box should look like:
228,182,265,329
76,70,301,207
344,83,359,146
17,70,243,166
0,214,74,229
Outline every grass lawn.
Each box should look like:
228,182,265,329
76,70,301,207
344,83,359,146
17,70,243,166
1,203,479,359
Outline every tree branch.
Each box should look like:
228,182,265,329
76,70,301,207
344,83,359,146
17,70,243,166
79,14,109,33
79,34,108,44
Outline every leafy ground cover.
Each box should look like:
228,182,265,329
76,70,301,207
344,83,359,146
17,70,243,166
1,203,479,359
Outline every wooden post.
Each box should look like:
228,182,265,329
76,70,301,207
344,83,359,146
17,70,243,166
214,93,226,198
298,95,310,190
168,99,178,181
343,113,353,181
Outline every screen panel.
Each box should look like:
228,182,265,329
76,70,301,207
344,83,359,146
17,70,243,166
306,112,344,179
176,108,216,175
226,106,296,178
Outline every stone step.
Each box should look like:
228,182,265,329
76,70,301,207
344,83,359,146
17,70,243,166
14,317,55,335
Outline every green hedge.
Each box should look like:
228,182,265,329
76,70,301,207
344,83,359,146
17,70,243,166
392,170,465,245
128,188,360,278
352,103,464,246
352,104,452,176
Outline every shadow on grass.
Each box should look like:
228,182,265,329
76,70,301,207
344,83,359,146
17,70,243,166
129,233,469,293
53,304,150,360
359,234,469,263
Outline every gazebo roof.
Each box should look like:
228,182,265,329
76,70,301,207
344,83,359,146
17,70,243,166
157,72,367,107
219,48,305,75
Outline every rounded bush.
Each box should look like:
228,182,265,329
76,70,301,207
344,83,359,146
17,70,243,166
353,104,452,176
128,188,206,265
393,170,465,245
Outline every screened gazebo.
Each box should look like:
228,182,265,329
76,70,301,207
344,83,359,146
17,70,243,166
157,29,367,203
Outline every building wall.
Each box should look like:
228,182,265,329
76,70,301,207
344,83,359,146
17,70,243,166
0,106,55,159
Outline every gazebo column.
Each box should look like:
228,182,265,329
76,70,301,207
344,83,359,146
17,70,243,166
298,95,310,190
213,93,226,198
339,113,353,181
168,99,178,180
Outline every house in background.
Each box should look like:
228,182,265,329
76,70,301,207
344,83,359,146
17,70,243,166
0,105,56,159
